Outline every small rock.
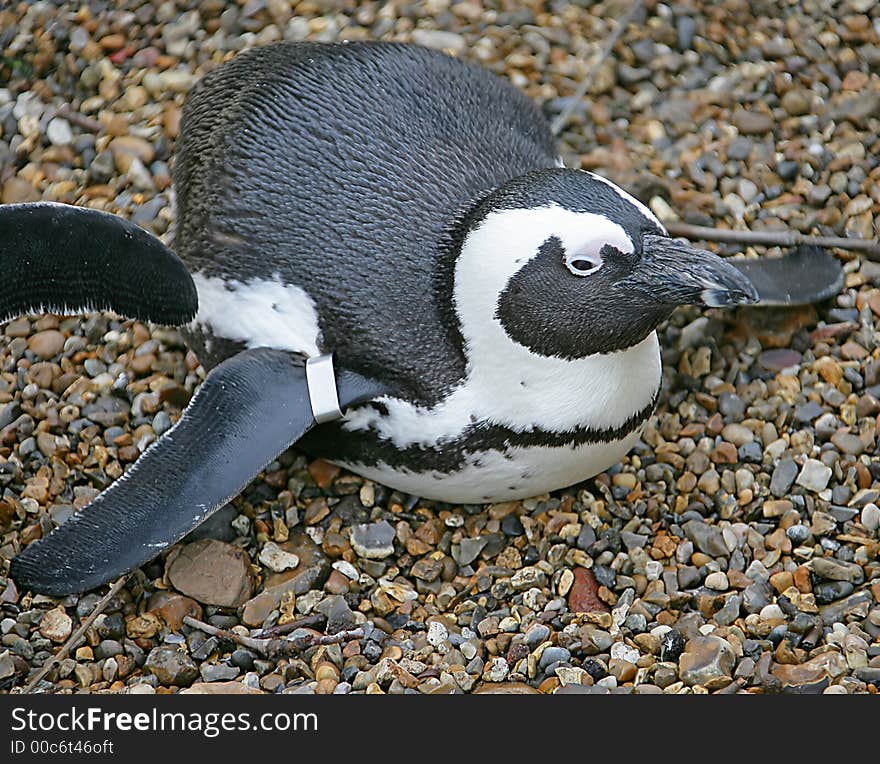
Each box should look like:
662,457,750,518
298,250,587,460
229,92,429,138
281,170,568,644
411,30,465,53
28,330,65,360
705,571,729,591
39,607,72,643
808,557,863,585
796,459,832,492
568,567,608,613
181,681,263,695
46,117,73,146
474,682,538,694
732,109,775,135
781,89,810,116
258,541,300,573
770,459,798,497
454,536,488,565
350,521,395,559
317,595,357,635
144,645,198,687
2,177,40,204
682,520,729,557
772,652,848,693
167,539,254,608
679,635,735,689
199,663,240,683
0,650,15,680
861,503,880,532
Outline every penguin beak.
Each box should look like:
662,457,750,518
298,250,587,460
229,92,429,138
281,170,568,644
636,233,759,308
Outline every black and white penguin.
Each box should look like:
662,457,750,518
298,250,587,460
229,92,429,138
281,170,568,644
2,41,815,596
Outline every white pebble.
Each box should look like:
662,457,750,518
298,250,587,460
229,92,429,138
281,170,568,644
46,116,73,146
426,621,448,647
704,571,729,590
796,458,832,492
610,641,640,664
128,683,156,695
258,542,299,573
645,560,663,581
760,604,785,621
332,560,360,580
861,503,880,532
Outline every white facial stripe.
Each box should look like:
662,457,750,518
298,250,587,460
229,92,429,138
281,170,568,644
190,271,322,357
342,204,661,448
454,205,633,344
585,170,666,233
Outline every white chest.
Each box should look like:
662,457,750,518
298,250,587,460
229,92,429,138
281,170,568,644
336,427,647,504
337,332,661,503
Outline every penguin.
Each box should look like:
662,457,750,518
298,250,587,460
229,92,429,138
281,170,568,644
0,41,837,596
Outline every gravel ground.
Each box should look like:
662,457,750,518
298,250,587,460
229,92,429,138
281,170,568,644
1,0,879,695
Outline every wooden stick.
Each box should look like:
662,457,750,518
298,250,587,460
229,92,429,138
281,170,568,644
550,0,645,136
22,575,129,694
182,615,365,656
54,106,103,134
182,615,270,653
665,221,880,259
253,613,325,640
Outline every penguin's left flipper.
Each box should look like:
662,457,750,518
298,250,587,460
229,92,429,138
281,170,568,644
10,348,387,597
727,245,844,307
0,202,197,325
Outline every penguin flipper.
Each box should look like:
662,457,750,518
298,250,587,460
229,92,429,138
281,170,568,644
10,348,387,596
0,202,197,325
727,245,844,307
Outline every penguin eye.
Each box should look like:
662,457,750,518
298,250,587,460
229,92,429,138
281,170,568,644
565,250,603,277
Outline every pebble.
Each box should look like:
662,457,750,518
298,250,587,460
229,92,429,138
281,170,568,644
46,117,73,146
704,572,729,591
682,520,729,557
568,567,607,613
145,646,198,687
350,521,396,559
732,109,774,135
772,652,848,693
27,330,65,359
199,663,240,682
167,540,254,607
796,459,832,492
769,459,798,497
679,636,735,689
861,504,880,532
258,541,300,573
38,607,72,643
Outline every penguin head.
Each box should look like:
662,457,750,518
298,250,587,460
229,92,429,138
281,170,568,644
452,168,758,360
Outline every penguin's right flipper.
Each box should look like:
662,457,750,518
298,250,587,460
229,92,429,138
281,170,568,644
10,348,388,596
0,202,197,325
727,245,844,307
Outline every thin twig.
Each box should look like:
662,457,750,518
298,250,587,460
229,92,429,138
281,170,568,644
182,614,365,657
182,615,270,653
665,221,880,259
300,627,364,647
550,0,645,136
253,613,325,640
22,575,129,694
54,106,103,134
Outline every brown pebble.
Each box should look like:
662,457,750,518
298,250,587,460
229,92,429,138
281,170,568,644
167,539,254,608
28,330,65,359
308,459,340,488
568,567,609,613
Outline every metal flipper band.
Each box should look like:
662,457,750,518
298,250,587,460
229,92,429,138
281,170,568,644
305,354,344,423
